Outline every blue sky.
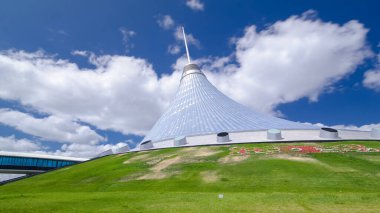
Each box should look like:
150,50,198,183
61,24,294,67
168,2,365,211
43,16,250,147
0,0,379,157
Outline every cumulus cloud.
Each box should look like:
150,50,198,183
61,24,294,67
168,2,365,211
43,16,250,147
119,27,136,51
0,109,105,144
0,50,176,136
197,11,371,113
0,129,129,158
305,122,380,131
0,135,41,152
71,50,88,57
363,53,380,91
168,44,181,54
0,134,126,158
156,14,200,55
167,26,201,55
174,26,201,48
52,142,128,158
330,123,380,131
364,70,380,91
156,15,175,30
186,0,204,11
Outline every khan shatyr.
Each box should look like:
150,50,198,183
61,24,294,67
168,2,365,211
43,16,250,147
136,28,380,151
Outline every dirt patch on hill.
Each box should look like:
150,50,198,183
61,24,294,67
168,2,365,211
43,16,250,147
270,154,319,163
218,155,249,164
201,171,219,183
123,147,222,181
137,156,182,180
152,156,182,171
123,153,150,164
356,155,380,163
194,148,220,157
264,154,357,172
180,146,221,157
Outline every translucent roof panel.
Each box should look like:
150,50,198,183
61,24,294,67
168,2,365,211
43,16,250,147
143,64,317,142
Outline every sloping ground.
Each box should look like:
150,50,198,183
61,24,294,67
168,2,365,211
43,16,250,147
0,141,380,212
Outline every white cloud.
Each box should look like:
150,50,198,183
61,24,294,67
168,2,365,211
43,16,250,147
305,122,380,131
167,26,201,55
186,0,204,11
0,109,104,144
364,70,380,91
53,142,128,158
0,50,176,136
168,44,181,55
71,50,88,57
119,27,136,51
197,11,371,113
155,15,199,54
330,123,380,131
363,53,380,91
156,15,175,30
59,142,129,158
0,133,126,158
122,139,136,147
174,26,201,48
0,135,41,152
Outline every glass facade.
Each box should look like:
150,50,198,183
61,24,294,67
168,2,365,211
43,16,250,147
0,156,77,171
143,64,317,143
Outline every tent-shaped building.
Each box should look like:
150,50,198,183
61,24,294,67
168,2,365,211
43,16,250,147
143,63,316,143
138,28,377,150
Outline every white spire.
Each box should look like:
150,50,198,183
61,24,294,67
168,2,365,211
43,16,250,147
182,26,191,64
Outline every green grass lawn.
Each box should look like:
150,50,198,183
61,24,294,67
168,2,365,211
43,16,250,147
1,141,380,212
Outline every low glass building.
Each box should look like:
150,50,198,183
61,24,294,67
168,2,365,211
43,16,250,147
0,151,87,174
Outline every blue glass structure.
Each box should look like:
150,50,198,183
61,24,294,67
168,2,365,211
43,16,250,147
0,152,87,174
0,156,76,171
143,63,317,143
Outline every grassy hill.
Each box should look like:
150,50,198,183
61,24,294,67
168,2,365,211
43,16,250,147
1,141,380,212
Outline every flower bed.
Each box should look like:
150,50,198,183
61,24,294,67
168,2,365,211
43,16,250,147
229,144,380,156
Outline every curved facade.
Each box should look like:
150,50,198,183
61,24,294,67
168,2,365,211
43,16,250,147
142,64,317,143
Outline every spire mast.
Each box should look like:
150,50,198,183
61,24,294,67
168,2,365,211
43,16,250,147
182,26,191,64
